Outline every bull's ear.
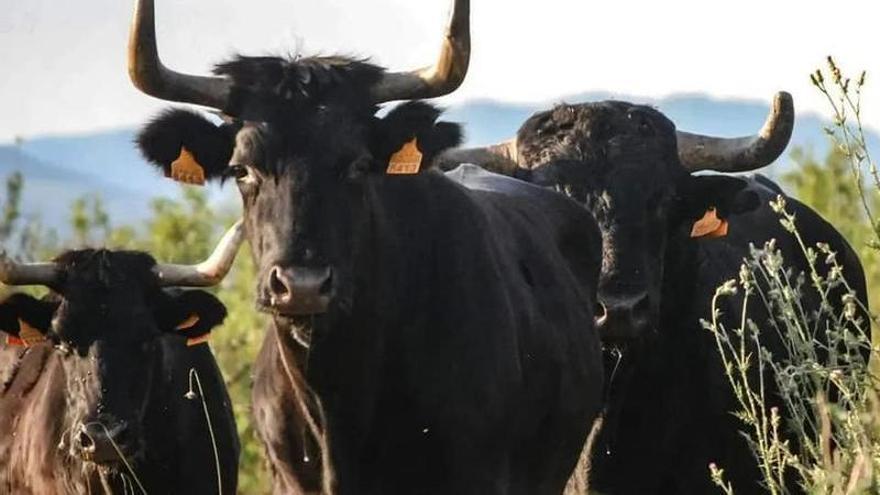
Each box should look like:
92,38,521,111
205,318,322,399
678,175,760,239
0,294,54,346
157,290,227,346
136,109,237,185
374,101,463,175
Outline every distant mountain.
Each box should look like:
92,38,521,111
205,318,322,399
1,93,875,234
0,130,232,234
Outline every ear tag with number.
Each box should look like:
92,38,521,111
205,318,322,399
386,138,423,175
690,207,729,239
17,319,46,346
170,147,206,186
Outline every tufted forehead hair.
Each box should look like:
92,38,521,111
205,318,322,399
50,250,160,292
214,55,387,121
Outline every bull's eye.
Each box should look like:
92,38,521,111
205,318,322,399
228,165,249,180
227,164,260,187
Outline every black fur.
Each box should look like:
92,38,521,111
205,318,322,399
0,294,55,337
137,100,463,181
134,51,602,494
0,249,239,494
132,45,608,494
215,55,384,119
136,109,237,179
371,101,463,171
156,289,228,342
511,99,869,494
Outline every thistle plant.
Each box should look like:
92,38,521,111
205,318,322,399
811,57,879,250
705,199,878,495
705,58,880,495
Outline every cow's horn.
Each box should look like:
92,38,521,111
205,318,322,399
369,0,470,103
128,0,231,108
677,92,794,173
434,138,519,175
0,252,60,287
153,220,245,287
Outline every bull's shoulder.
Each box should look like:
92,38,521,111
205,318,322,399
442,164,602,291
442,164,594,223
443,163,549,199
748,173,785,195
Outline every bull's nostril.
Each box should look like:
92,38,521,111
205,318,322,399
269,267,291,300
78,430,95,451
594,301,608,323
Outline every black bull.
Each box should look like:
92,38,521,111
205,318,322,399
588,177,870,494
126,0,613,490
0,249,240,494
138,102,607,492
440,99,870,494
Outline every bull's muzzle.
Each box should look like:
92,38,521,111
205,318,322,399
75,419,139,464
265,266,332,315
594,293,652,341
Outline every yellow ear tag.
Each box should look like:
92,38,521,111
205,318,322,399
18,319,46,346
170,147,206,186
690,208,729,239
386,138,423,175
176,314,201,331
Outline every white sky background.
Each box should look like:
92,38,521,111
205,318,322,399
0,0,878,143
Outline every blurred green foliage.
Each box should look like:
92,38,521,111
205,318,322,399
783,144,880,313
0,176,270,493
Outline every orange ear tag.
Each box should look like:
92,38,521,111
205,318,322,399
18,319,46,346
386,138,423,175
170,147,206,186
176,314,210,346
176,314,201,331
186,334,211,347
690,208,729,239
5,335,25,347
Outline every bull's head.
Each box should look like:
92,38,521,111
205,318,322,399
438,95,794,340
128,0,470,318
0,222,242,465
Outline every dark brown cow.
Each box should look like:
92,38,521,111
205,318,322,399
0,223,243,494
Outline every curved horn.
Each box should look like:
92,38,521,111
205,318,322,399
677,92,794,172
435,138,519,175
128,0,231,108
154,220,245,287
0,251,60,287
369,0,470,103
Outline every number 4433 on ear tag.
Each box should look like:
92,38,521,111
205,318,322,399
386,138,423,175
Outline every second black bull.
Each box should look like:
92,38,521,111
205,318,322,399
440,95,870,494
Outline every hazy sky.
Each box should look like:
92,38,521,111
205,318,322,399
1,0,878,143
